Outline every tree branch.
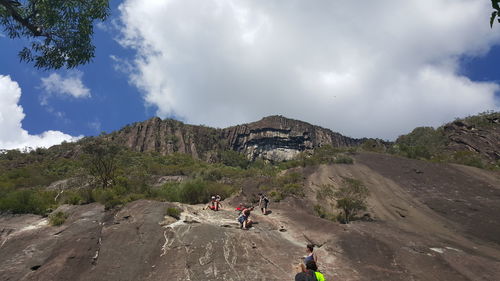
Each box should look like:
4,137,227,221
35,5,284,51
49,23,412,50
0,0,42,36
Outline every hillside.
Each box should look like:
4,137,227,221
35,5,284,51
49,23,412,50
1,152,500,281
106,115,361,162
0,113,499,280
394,111,500,167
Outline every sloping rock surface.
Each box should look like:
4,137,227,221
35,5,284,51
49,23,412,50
1,153,500,281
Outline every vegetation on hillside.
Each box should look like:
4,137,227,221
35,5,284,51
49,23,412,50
0,137,358,216
389,111,499,170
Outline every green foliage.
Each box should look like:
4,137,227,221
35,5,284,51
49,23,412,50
451,151,485,169
265,171,305,199
458,111,499,129
360,139,386,152
219,150,250,169
49,211,68,226
492,1,500,27
316,184,335,201
166,207,181,220
151,179,236,205
334,178,369,224
82,139,121,188
334,155,354,164
0,0,110,69
313,204,337,221
0,188,56,215
394,127,447,160
278,145,354,169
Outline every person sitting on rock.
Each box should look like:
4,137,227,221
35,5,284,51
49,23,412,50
238,207,254,229
215,194,222,211
304,244,317,264
258,193,270,215
205,196,217,211
305,260,325,281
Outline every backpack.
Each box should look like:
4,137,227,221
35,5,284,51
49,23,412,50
264,196,269,203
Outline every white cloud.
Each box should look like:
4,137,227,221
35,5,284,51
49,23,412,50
40,71,91,105
118,0,500,140
0,75,82,150
88,119,102,132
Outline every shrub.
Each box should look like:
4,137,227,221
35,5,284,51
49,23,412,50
166,207,181,220
220,150,249,169
451,151,485,169
334,178,369,224
334,155,354,164
0,188,56,215
49,211,68,226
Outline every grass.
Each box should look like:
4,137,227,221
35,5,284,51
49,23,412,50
49,211,68,226
166,207,181,220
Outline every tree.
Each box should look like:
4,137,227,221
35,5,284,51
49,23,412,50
491,0,500,27
334,177,369,224
82,139,120,188
0,0,109,69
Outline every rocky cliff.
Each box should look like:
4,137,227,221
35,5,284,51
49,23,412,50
443,113,500,163
107,116,361,162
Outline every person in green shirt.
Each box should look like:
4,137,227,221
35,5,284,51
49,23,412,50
305,260,325,281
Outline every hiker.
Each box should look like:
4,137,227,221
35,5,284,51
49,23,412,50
215,194,222,210
305,260,325,281
294,262,318,281
205,196,217,211
304,244,317,264
238,207,254,229
235,202,245,214
258,193,270,215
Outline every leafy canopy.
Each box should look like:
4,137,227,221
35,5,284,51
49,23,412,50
0,0,110,69
335,177,369,224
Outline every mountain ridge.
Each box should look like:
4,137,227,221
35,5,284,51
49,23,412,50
105,115,362,162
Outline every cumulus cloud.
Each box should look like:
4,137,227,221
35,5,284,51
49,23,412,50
40,71,91,105
118,0,500,140
0,75,82,150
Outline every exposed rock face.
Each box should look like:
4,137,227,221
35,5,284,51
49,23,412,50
108,116,361,162
2,155,500,281
223,116,360,161
443,118,500,163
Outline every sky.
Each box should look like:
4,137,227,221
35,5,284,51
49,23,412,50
1,0,500,150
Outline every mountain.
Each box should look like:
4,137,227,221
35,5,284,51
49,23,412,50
1,113,500,280
106,115,362,162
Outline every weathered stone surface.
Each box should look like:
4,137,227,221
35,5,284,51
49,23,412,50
108,115,361,162
2,154,500,281
443,119,500,163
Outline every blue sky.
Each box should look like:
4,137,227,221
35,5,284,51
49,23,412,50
1,0,500,149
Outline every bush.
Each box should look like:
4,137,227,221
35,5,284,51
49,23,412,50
0,188,56,215
220,150,249,169
334,155,353,164
451,151,485,169
49,211,68,226
335,178,369,224
166,207,181,220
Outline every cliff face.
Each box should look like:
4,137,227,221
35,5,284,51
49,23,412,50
443,114,500,163
223,116,360,161
107,116,360,161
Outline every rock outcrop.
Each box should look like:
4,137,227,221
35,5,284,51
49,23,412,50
107,116,361,162
443,117,500,163
2,154,500,281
